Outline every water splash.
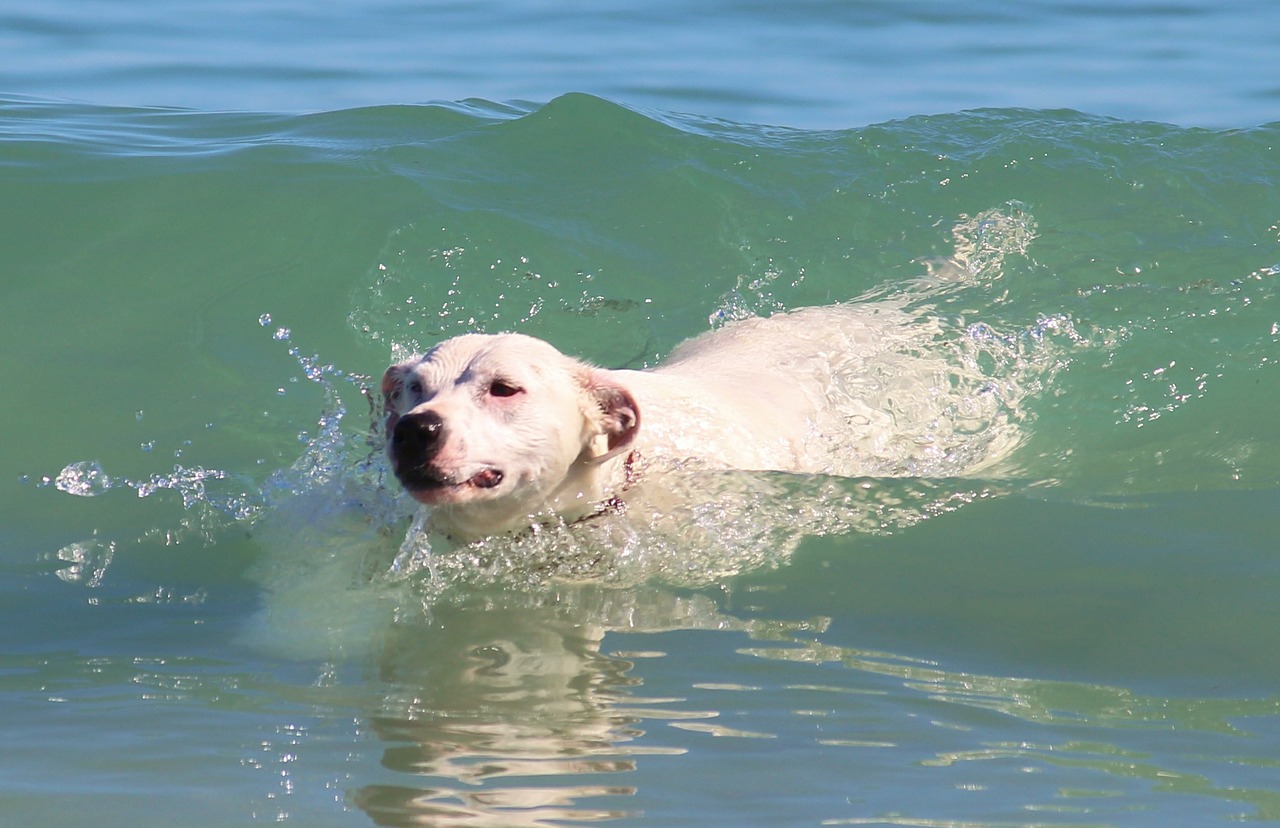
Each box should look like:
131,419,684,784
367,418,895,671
42,205,1086,615
361,206,1088,608
40,316,400,589
386,474,1004,605
54,460,114,497
51,538,115,587
937,200,1038,281
50,457,248,509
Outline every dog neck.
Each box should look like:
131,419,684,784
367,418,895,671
576,449,641,523
551,445,641,520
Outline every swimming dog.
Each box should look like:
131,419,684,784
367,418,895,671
382,304,1016,540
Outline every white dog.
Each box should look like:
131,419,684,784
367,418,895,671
382,304,1022,541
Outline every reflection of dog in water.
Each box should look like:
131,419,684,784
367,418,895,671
383,303,1024,541
352,586,759,824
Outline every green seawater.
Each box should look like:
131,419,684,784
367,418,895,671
3,94,1280,825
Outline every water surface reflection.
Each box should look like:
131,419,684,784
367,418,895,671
351,586,794,825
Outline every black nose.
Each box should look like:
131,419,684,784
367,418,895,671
392,410,446,461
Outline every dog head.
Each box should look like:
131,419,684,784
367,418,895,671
381,334,639,539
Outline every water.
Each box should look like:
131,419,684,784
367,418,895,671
4,2,1280,826
3,0,1279,128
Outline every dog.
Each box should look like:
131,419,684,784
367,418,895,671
382,303,1022,541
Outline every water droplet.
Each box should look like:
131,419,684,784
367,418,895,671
53,539,115,586
54,461,113,497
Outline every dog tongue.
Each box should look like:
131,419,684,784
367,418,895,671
469,469,503,489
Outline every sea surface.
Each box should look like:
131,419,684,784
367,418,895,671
4,2,1280,826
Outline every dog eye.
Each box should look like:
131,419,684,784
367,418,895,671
488,379,523,398
407,380,423,396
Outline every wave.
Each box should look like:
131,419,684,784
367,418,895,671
16,93,1277,605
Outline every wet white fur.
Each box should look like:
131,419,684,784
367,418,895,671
383,303,1017,540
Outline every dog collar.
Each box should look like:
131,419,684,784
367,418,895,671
578,450,641,523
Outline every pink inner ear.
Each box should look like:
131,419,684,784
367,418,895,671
606,397,639,451
588,373,640,461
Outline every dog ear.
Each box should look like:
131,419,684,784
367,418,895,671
380,365,406,438
584,371,640,462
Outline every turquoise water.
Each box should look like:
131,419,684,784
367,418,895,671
5,3,1280,826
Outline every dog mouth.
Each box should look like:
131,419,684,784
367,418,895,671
397,465,505,503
